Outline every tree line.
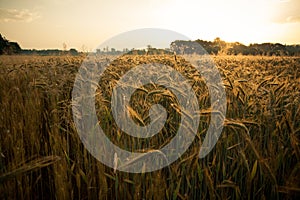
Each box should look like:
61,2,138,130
171,37,300,56
0,34,79,56
1,33,300,56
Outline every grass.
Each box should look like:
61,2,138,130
0,54,299,199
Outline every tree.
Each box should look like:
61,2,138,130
0,34,22,54
63,42,67,51
81,45,87,53
69,48,78,55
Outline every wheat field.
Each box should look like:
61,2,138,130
0,54,299,199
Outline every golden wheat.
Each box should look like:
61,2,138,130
0,54,299,199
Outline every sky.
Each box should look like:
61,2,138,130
0,0,300,50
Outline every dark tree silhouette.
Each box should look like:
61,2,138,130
171,38,300,56
0,34,21,54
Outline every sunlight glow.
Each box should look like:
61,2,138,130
0,0,299,49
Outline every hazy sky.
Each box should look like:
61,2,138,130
0,0,299,50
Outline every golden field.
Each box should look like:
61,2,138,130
0,54,299,199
